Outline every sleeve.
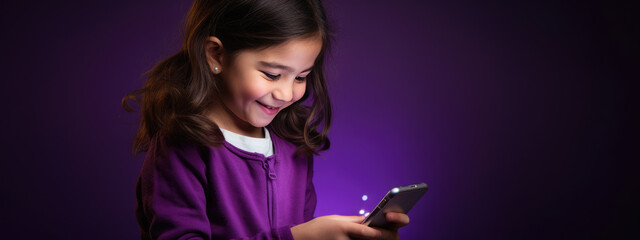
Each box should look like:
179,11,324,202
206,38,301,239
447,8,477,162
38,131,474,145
138,139,297,240
303,155,317,222
139,140,211,240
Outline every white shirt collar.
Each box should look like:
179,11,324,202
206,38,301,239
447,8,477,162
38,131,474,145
219,127,274,157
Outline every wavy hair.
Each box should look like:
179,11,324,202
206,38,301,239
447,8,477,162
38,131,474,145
122,0,332,157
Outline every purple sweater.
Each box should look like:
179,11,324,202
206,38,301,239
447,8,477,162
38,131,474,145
135,130,316,240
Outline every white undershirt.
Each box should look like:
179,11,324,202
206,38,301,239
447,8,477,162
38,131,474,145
220,127,274,157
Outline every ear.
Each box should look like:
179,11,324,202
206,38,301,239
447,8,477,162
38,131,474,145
205,36,224,74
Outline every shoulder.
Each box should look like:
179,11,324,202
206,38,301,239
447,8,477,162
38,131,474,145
139,134,212,189
269,129,313,163
144,134,211,168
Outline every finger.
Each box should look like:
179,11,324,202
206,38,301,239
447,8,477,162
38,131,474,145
378,228,400,240
327,215,367,223
343,222,382,239
386,212,410,227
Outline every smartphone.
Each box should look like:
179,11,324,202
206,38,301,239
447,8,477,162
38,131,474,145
361,182,428,228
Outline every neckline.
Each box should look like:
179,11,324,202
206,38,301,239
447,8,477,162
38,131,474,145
221,127,279,162
220,127,270,140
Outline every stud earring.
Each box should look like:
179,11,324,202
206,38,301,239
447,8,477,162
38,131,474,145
214,67,219,72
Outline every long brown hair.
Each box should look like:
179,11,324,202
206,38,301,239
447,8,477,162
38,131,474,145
122,0,332,157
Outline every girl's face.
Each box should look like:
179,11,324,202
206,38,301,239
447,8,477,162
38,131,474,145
214,36,322,135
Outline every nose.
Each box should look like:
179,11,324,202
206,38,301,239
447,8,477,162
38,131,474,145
272,81,294,103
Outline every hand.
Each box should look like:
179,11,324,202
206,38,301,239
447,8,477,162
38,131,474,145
371,212,411,240
291,215,379,240
290,213,410,240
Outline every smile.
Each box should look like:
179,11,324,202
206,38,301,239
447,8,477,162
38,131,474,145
256,101,279,110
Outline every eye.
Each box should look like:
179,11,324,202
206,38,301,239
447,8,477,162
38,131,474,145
296,72,311,82
261,71,280,80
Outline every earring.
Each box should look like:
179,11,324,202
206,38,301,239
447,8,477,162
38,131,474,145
214,67,219,72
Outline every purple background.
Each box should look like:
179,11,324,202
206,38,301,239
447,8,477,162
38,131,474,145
1,0,638,239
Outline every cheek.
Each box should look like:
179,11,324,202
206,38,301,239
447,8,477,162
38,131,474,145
237,75,270,101
292,83,307,102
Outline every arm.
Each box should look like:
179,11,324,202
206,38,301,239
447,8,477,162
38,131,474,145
138,141,210,240
139,139,299,240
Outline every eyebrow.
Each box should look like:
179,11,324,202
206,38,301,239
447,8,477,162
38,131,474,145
258,61,313,73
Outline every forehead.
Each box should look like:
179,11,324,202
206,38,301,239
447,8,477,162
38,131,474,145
234,36,323,72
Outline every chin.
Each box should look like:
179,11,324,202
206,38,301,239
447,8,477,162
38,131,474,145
250,122,269,128
248,118,274,128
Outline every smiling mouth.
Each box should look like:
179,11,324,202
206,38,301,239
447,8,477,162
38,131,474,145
256,101,279,110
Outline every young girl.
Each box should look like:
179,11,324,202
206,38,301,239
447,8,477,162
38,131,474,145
123,0,410,239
